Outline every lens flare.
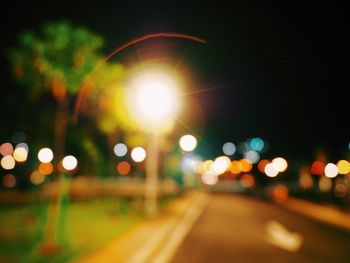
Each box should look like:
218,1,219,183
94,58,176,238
74,32,207,121
126,66,180,129
137,82,175,119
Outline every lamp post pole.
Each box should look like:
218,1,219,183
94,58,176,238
145,132,159,216
126,65,180,216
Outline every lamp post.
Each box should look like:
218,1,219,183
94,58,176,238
126,65,180,216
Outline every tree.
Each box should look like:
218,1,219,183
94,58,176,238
8,20,104,162
7,20,109,251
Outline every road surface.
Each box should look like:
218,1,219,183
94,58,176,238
171,193,350,263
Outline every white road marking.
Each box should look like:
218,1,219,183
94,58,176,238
152,193,210,263
265,220,303,252
126,193,209,263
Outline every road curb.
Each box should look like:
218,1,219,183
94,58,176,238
127,191,210,263
74,191,210,263
281,197,350,231
150,192,210,263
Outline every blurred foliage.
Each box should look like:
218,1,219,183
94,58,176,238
6,20,179,182
0,198,143,262
87,64,134,133
7,20,104,101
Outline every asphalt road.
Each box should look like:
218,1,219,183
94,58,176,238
171,193,350,263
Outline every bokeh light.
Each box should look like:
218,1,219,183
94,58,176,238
244,150,260,164
194,161,204,174
240,159,253,173
2,174,16,188
230,161,242,175
336,160,350,175
272,157,288,172
319,176,332,192
38,148,54,163
179,135,197,152
310,160,325,176
117,161,131,175
334,179,348,198
0,142,14,156
258,159,269,173
249,137,265,152
201,172,218,185
240,174,255,188
62,155,78,171
271,184,289,203
16,142,29,152
202,160,214,173
38,162,54,175
222,142,236,156
181,154,201,174
1,155,16,170
324,163,338,178
299,168,313,190
211,156,231,175
265,163,279,177
114,143,128,157
131,147,146,162
13,147,28,162
30,171,45,185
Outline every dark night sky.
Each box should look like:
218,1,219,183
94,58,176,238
0,1,349,160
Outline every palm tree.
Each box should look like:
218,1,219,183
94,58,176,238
8,20,104,162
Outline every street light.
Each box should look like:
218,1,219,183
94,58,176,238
126,64,180,216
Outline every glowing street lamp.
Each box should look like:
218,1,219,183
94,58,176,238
126,65,180,216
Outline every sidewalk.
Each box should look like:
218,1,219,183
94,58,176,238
74,191,210,263
281,197,350,231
